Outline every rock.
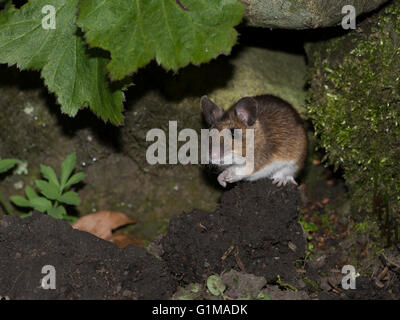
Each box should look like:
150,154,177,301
305,1,400,222
242,0,390,29
221,269,267,299
167,46,307,115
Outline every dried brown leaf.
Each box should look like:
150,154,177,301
72,211,135,240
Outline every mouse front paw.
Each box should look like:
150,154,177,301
272,176,297,187
217,168,240,188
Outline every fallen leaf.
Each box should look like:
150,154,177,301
110,233,143,248
322,197,330,204
72,211,135,240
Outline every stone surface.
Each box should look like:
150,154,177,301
242,0,389,29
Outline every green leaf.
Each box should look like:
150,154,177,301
47,205,66,219
40,164,59,187
30,197,52,212
60,153,76,187
63,172,86,190
256,292,271,300
0,159,19,174
77,0,245,80
63,215,78,225
0,0,125,124
64,172,86,190
206,275,226,296
10,195,31,208
25,185,38,200
35,179,60,200
20,212,33,219
58,191,80,206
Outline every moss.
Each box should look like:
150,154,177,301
307,1,400,241
303,277,320,293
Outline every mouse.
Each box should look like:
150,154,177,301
201,94,307,188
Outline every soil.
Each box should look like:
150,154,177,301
0,212,175,300
1,174,399,300
160,179,305,285
298,160,400,300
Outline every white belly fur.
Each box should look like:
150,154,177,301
245,160,298,182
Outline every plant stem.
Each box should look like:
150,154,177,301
0,191,14,216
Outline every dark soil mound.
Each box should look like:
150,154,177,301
1,178,395,300
0,213,175,300
160,179,306,284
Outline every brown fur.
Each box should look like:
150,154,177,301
210,95,307,173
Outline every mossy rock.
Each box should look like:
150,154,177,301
306,1,400,235
242,0,389,29
160,45,307,114
205,46,306,115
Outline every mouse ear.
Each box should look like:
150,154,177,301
234,97,258,126
201,96,224,126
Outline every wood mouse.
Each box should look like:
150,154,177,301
201,95,307,187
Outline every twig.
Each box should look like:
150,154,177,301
234,247,246,273
327,278,342,294
221,245,235,261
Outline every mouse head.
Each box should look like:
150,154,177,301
200,96,257,166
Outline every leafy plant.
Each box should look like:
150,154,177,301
0,158,20,174
10,153,86,223
0,158,20,216
299,215,318,260
206,275,226,297
0,0,245,124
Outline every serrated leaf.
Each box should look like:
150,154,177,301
10,195,31,208
35,179,60,200
40,164,59,187
60,153,76,187
0,159,19,174
64,172,86,190
58,191,80,206
77,0,245,80
25,185,38,200
30,197,52,212
0,0,125,124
